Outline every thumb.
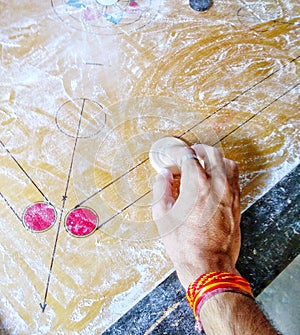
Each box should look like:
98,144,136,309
152,168,175,221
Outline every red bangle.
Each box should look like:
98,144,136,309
186,272,255,332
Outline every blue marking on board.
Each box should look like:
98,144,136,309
103,12,123,24
67,0,86,9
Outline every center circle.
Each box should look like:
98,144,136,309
96,0,119,5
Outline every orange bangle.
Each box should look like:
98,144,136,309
186,272,255,332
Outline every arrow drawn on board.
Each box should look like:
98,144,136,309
40,99,85,312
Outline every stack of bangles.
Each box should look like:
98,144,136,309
186,272,255,333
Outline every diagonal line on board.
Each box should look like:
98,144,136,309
178,55,300,138
96,190,151,230
213,82,300,146
0,140,50,203
40,98,86,312
0,191,23,223
75,157,149,208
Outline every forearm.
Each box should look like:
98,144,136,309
200,292,279,335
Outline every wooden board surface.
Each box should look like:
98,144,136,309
0,0,299,334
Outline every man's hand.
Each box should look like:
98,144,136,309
152,144,241,289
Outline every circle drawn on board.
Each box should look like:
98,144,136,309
65,207,98,237
237,1,283,31
51,0,162,35
55,98,107,138
22,202,57,233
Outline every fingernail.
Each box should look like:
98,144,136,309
180,153,198,166
159,168,173,180
191,142,201,147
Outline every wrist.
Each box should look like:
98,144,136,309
197,254,239,276
177,255,239,290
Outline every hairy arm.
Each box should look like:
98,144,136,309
200,293,279,335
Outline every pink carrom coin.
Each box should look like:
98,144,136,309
23,202,57,232
65,207,98,237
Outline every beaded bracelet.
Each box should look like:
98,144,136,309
186,272,255,332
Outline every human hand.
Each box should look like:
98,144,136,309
152,142,241,289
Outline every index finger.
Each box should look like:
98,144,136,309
191,144,227,181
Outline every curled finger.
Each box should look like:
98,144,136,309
152,168,175,221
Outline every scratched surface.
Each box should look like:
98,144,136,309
0,0,299,334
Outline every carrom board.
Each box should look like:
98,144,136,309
0,0,299,334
